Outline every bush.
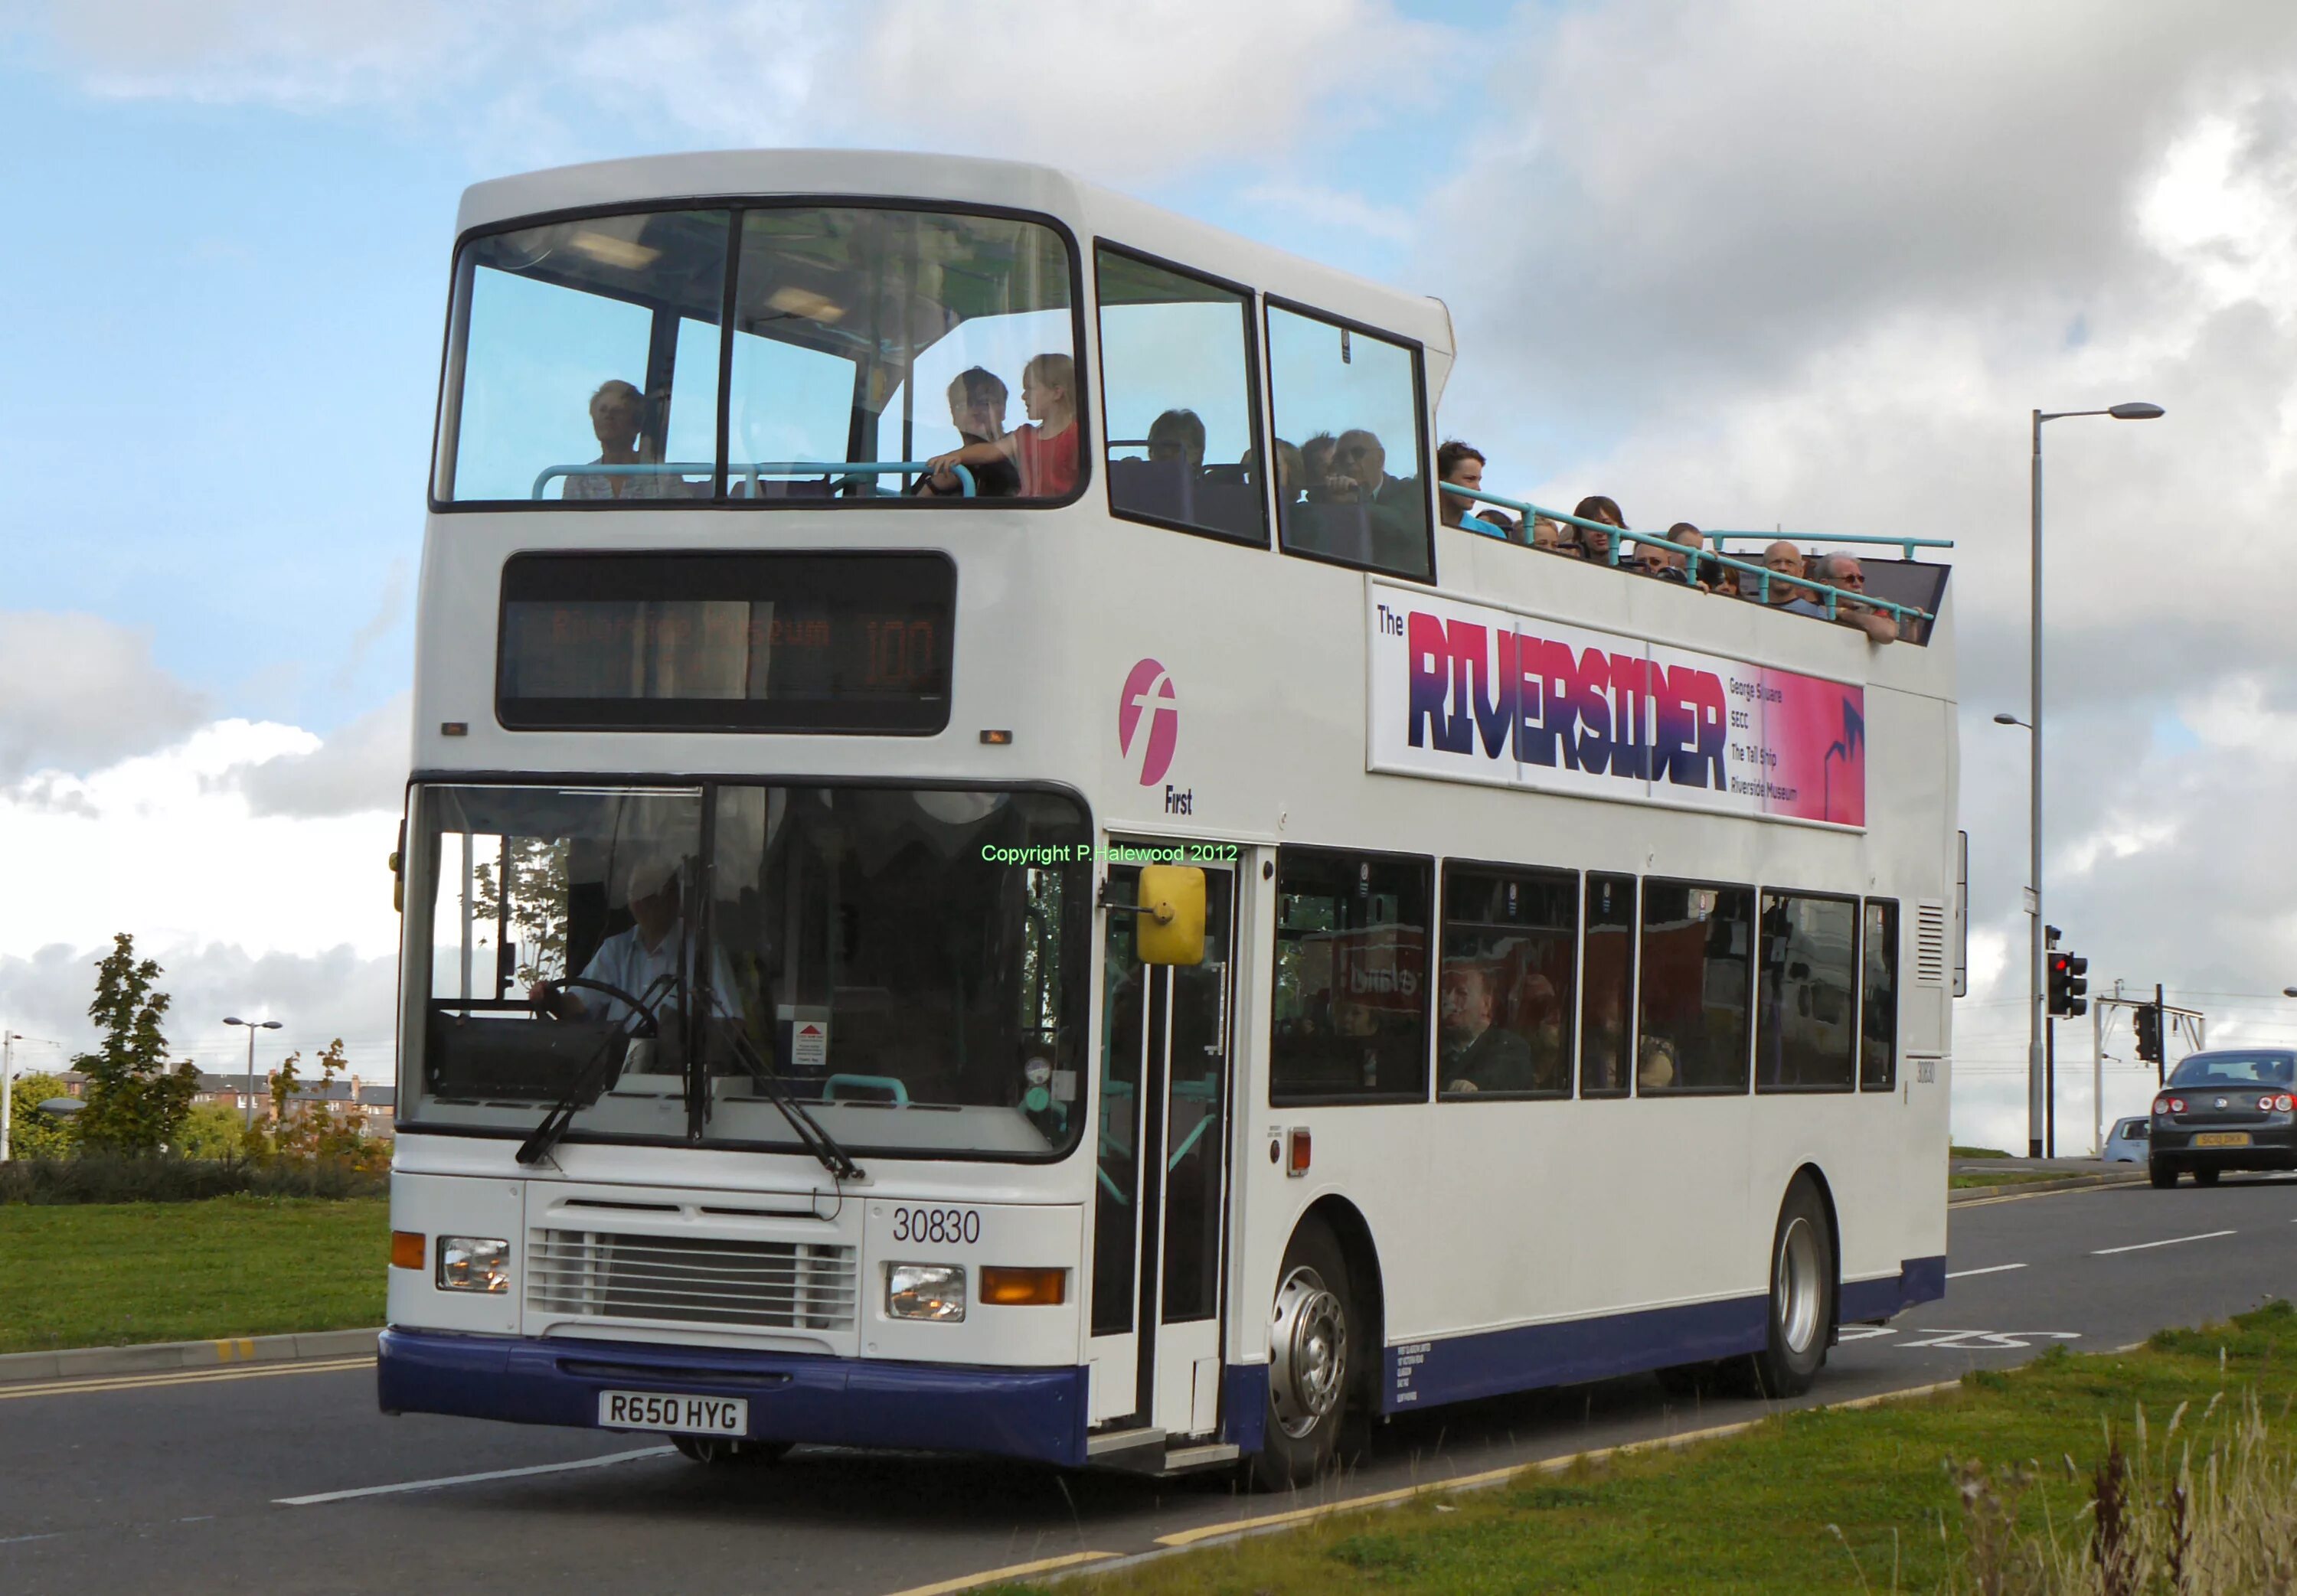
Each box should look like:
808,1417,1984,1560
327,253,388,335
0,1154,387,1205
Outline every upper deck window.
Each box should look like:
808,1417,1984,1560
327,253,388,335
1266,302,1432,581
1095,245,1266,545
436,209,730,503
432,204,1081,506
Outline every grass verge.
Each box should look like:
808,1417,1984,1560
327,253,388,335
1948,1170,2070,1190
1950,1144,2014,1160
0,1196,387,1353
999,1304,2297,1595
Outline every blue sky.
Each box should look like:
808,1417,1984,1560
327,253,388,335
0,1,1519,741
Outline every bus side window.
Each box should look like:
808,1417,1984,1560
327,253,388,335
1754,891,1858,1093
1095,244,1266,546
1264,302,1431,581
1579,875,1635,1098
1861,900,1900,1091
1269,847,1432,1104
1636,880,1755,1095
1436,865,1577,1101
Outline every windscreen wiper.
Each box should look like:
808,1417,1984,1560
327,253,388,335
515,975,670,1167
720,1026,864,1183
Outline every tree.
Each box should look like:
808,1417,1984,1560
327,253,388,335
175,1102,244,1160
266,1038,373,1164
6,1071,74,1160
70,933,200,1156
471,837,571,989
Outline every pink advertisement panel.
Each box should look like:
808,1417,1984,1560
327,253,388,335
1367,584,1865,828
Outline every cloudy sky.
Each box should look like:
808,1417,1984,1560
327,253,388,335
5,0,2295,1147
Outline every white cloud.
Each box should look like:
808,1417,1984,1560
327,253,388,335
24,0,1452,182
0,611,211,783
228,693,410,819
1239,181,1416,243
0,717,403,966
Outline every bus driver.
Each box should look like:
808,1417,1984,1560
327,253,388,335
530,850,737,1030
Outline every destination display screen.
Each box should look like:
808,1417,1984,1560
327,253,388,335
498,552,954,733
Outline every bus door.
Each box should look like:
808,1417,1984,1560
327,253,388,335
1086,853,1240,1439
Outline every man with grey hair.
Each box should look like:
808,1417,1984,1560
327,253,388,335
1814,553,1899,643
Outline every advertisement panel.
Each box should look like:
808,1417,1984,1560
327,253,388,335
1367,583,1865,827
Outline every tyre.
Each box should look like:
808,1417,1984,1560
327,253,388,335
2149,1162,2178,1189
1246,1218,1354,1492
1744,1177,1835,1400
2193,1167,2220,1187
671,1435,790,1467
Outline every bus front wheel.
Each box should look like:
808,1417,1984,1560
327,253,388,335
1247,1218,1353,1492
1745,1178,1834,1399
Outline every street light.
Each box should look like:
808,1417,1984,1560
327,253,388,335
2023,400,2164,1157
1992,713,2027,728
223,1017,283,1131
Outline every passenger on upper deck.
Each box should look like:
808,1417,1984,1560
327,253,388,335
1300,433,1338,494
1760,540,1817,609
1668,522,1709,587
1571,495,1625,563
926,352,1080,498
1329,429,1426,566
1436,440,1514,540
916,367,1021,498
1815,553,1899,645
564,380,676,500
1148,408,1207,471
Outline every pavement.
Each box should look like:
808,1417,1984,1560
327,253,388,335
5,1173,2295,1596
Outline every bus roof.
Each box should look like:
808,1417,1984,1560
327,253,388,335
455,148,1458,403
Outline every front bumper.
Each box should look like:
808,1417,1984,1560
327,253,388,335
377,1328,1089,1467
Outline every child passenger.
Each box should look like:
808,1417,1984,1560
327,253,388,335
926,352,1079,498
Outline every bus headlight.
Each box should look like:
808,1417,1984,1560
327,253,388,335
437,1236,511,1294
887,1263,966,1322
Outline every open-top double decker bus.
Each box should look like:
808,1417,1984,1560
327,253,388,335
381,149,1959,1487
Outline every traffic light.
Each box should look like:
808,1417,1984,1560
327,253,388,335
2135,1003,2162,1064
2047,949,2089,1017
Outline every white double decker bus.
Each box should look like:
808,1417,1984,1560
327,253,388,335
381,150,1959,1487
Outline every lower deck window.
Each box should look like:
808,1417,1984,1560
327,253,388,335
1861,900,1900,1090
1269,848,1431,1102
1438,866,1575,1098
1637,880,1753,1094
1756,892,1858,1092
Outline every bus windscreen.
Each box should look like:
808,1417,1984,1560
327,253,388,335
497,551,954,733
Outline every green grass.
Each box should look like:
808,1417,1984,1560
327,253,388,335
1948,1170,2065,1190
997,1304,2297,1596
0,1196,387,1353
1949,1144,2014,1159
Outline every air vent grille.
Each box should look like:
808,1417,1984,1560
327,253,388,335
1914,901,1948,987
527,1230,856,1331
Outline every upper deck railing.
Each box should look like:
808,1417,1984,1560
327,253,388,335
1439,483,1944,628
533,462,977,500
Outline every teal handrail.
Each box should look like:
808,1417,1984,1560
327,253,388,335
1439,483,1934,626
825,1073,909,1107
531,461,977,500
1707,531,1954,562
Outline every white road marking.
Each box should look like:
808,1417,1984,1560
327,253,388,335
1946,1263,2028,1280
1897,1330,2081,1350
275,1446,674,1506
2092,1229,2237,1256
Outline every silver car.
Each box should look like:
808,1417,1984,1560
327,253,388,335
2104,1115,2150,1164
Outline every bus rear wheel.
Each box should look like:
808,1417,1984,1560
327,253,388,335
1247,1218,1353,1493
1743,1178,1834,1399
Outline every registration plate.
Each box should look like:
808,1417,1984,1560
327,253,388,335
598,1389,749,1436
2193,1131,2252,1147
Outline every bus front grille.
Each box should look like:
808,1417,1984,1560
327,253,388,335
526,1229,858,1331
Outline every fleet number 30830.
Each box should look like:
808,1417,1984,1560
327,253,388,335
889,1206,981,1244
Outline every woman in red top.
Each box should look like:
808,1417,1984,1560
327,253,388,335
927,352,1078,498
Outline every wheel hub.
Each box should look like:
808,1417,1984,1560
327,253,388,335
1269,1265,1347,1439
1776,1216,1822,1356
